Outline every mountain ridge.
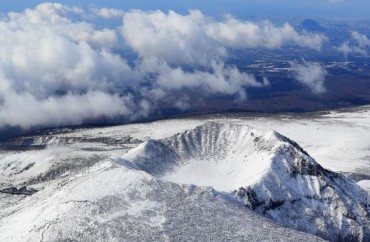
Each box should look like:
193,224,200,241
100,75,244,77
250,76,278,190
120,122,370,241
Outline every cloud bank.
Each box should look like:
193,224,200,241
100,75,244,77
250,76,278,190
121,10,327,66
0,3,328,129
0,3,141,129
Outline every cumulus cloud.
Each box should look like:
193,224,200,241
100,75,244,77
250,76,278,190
152,61,268,100
206,18,326,51
121,10,327,66
121,10,226,67
290,62,327,94
9,3,118,49
0,3,145,128
336,31,370,57
0,4,327,129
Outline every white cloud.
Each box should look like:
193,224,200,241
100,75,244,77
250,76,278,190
7,3,118,49
121,10,227,67
0,91,139,129
0,26,136,97
290,62,327,94
336,31,370,56
121,10,327,66
206,18,326,51
152,61,268,100
0,3,146,129
351,31,370,48
93,8,125,19
0,4,329,129
174,96,191,110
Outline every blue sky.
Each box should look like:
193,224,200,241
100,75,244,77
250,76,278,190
0,0,369,19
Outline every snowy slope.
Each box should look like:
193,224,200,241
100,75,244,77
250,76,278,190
120,122,370,241
0,159,324,241
1,106,370,241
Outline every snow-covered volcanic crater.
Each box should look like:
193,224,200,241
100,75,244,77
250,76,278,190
119,122,370,241
1,117,370,241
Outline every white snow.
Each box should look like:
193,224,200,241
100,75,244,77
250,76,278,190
358,180,370,192
67,106,370,176
1,105,370,241
0,159,325,242
162,153,271,191
119,122,280,191
118,121,370,241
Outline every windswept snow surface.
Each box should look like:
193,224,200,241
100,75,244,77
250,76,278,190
1,105,370,241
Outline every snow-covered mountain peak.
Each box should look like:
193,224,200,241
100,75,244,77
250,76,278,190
0,121,328,241
119,121,370,241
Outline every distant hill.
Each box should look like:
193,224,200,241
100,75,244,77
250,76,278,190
301,19,326,32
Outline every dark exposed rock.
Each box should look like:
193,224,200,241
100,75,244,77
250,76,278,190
263,199,285,213
235,187,264,210
0,186,38,196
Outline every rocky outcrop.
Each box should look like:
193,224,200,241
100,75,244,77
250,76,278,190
0,186,38,196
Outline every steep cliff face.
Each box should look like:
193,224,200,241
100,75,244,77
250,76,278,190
121,122,370,241
235,141,370,242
